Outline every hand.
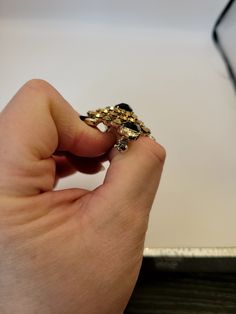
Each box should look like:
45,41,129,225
0,80,166,314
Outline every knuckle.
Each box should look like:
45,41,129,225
23,79,53,96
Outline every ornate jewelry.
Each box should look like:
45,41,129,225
80,103,153,152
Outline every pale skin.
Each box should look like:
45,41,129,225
0,80,166,314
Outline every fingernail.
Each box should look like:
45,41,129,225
80,115,88,121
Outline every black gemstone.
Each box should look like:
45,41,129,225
115,103,133,112
123,122,141,132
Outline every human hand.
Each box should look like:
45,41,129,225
0,80,166,314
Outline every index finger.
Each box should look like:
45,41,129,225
0,79,115,196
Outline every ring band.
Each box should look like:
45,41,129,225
81,103,153,152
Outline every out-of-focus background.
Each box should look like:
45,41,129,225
0,0,235,248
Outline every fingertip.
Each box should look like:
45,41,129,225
139,136,167,164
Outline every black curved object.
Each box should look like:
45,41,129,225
212,0,236,91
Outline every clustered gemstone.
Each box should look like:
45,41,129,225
81,103,151,152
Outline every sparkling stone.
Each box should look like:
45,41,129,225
95,113,103,118
104,116,112,121
87,110,97,117
123,122,141,132
114,107,120,112
84,118,97,126
118,126,140,140
141,125,151,134
111,111,118,116
113,118,122,125
115,139,128,152
137,120,144,125
115,103,133,112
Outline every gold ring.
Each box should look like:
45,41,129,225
80,103,153,152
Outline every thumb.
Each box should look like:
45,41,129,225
102,136,166,215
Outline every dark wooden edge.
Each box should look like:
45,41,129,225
142,256,236,273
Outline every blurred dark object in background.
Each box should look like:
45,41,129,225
213,0,236,91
